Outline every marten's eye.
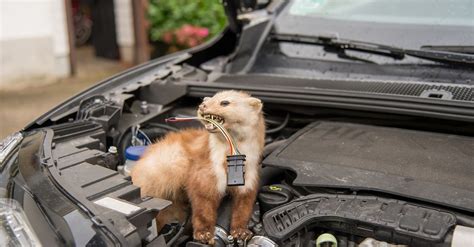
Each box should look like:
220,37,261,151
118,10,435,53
220,100,230,106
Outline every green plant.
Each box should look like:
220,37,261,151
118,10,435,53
148,0,227,45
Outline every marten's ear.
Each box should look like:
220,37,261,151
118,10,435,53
203,97,211,102
248,98,263,112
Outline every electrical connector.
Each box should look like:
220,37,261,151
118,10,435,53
227,155,246,186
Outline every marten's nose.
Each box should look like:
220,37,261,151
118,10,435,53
199,103,207,111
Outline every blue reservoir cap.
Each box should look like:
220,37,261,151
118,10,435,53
125,146,147,161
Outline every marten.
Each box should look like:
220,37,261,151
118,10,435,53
131,91,265,244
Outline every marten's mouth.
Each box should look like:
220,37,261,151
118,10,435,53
201,114,225,131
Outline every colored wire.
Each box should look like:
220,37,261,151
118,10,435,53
167,117,235,154
165,116,240,155
179,117,237,155
203,117,239,155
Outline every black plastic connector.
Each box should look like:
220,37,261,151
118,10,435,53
226,155,246,186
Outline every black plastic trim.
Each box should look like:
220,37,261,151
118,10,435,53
17,131,92,245
262,194,457,245
182,81,474,122
41,129,128,245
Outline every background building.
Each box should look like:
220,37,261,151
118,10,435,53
0,0,225,139
0,0,148,88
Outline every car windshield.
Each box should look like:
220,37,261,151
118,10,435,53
288,0,474,26
275,0,474,49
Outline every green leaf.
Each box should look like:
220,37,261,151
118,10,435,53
148,0,227,43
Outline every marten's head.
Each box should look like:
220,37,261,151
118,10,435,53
197,91,263,135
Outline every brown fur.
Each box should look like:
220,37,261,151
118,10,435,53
131,91,265,244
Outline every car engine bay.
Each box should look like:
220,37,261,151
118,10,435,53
12,12,474,246
28,70,474,246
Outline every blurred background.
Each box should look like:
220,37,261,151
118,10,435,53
0,0,227,138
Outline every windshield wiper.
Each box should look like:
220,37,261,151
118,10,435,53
421,45,474,55
272,33,474,66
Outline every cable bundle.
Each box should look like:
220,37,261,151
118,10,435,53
165,117,241,155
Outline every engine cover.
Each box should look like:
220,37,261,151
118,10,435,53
263,121,474,212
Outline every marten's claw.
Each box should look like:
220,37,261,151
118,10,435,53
194,230,215,245
230,228,253,241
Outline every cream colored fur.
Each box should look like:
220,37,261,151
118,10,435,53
131,90,265,242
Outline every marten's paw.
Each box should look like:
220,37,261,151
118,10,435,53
194,230,215,245
230,228,253,241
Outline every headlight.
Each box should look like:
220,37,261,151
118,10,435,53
0,132,22,166
0,199,41,246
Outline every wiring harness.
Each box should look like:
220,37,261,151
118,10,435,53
165,116,246,186
165,116,241,155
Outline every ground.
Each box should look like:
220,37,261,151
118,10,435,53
0,47,130,139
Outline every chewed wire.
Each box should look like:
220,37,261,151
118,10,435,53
166,117,235,154
165,116,240,155
166,116,238,155
204,117,242,155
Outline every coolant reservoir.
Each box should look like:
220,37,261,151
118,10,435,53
122,146,147,176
